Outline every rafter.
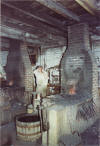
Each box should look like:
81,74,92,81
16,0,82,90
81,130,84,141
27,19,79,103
80,14,99,26
34,0,80,21
1,25,66,46
75,0,97,15
2,2,67,32
1,25,40,44
1,14,67,42
1,5,67,37
1,15,46,37
1,19,67,45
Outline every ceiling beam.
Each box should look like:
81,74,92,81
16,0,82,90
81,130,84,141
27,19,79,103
1,25,41,44
34,0,80,22
2,2,67,32
1,15,66,42
33,12,66,28
1,15,46,37
1,6,67,37
75,0,97,15
80,14,100,26
1,24,67,46
1,25,66,46
42,44,66,49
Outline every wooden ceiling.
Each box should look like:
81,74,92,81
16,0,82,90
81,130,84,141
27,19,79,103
1,0,100,47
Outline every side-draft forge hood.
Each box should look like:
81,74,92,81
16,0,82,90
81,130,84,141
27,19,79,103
61,23,98,102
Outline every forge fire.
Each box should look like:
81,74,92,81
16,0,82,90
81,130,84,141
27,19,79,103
69,85,76,95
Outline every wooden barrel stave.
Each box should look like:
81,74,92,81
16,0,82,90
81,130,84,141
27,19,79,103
16,114,41,141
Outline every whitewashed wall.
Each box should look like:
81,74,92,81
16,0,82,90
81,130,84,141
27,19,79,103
0,38,9,67
35,46,66,69
45,46,66,69
0,51,8,66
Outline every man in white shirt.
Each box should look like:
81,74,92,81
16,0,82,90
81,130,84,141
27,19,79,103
34,66,49,99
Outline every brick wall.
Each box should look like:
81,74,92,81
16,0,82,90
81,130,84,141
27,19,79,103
20,42,34,92
92,40,100,87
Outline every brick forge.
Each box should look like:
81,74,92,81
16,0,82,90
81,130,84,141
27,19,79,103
61,23,99,111
43,23,100,146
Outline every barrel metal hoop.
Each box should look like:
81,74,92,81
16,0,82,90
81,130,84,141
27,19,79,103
17,123,40,128
17,131,41,136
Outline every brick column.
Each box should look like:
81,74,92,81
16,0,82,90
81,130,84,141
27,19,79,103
83,24,99,112
20,42,34,91
20,42,34,103
61,23,99,112
92,57,99,112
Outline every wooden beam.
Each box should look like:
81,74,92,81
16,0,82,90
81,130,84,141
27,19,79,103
34,0,80,22
33,12,66,28
1,25,67,46
80,14,99,26
1,15,46,37
75,0,97,15
2,16,67,36
42,44,66,49
1,15,66,42
2,3,67,37
0,25,54,45
1,25,41,43
2,2,67,32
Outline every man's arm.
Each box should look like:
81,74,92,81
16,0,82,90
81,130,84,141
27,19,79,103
33,69,37,91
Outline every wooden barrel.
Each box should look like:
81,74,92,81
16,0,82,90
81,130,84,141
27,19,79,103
16,114,41,142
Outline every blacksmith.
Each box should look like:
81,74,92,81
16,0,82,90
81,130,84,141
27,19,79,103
33,66,49,100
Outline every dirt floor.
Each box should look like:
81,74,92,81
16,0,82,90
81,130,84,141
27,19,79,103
0,118,100,146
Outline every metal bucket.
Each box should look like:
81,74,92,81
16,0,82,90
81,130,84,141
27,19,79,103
16,114,41,142
27,104,34,114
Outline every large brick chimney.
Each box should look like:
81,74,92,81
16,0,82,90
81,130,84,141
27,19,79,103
20,42,34,92
61,23,99,110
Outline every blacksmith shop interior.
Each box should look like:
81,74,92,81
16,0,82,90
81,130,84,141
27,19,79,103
0,0,100,146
